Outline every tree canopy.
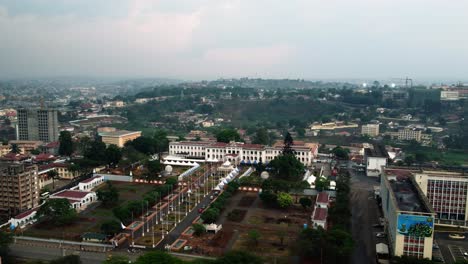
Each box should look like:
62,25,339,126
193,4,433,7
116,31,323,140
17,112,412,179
36,198,77,226
58,131,73,156
216,128,241,143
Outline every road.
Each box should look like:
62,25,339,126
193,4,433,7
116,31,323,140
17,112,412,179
435,232,468,263
349,163,382,264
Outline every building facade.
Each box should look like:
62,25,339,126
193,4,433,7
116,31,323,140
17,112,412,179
413,171,468,222
99,130,142,147
168,141,319,166
17,108,59,142
380,170,435,259
397,128,422,142
361,124,380,137
365,145,388,177
0,163,39,218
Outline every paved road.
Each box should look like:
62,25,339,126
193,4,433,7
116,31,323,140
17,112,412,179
349,164,382,264
10,243,124,264
435,232,468,263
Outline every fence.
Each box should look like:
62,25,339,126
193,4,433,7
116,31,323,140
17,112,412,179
14,236,114,252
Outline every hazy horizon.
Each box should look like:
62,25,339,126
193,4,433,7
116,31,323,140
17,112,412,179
1,0,467,81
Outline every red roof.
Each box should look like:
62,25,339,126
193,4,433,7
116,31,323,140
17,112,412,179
81,175,102,184
52,190,91,199
316,192,329,204
35,153,56,162
14,208,38,219
45,141,59,148
1,152,29,161
39,163,69,171
313,207,328,221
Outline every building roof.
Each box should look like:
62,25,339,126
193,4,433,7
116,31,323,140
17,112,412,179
80,175,103,184
312,207,328,221
52,190,91,199
1,152,29,161
81,232,107,240
385,171,431,213
99,130,141,138
14,208,38,219
365,144,389,158
45,141,60,148
34,153,56,162
316,192,329,204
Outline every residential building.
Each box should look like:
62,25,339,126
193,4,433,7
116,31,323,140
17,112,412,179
17,108,59,142
440,90,459,101
361,124,380,137
168,140,319,166
99,130,142,147
397,128,422,142
0,163,39,218
380,170,435,259
364,145,388,177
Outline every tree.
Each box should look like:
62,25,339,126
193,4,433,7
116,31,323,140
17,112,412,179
58,131,73,156
331,146,349,160
404,155,415,166
216,129,241,143
0,231,13,263
84,140,107,164
277,228,287,246
282,132,294,154
11,144,20,154
277,192,293,209
97,182,119,207
299,197,312,210
192,223,206,237
259,190,278,207
102,256,131,264
252,128,269,145
145,160,162,181
104,144,122,167
216,250,263,264
247,229,261,247
135,251,184,264
201,208,219,224
269,154,305,182
315,177,330,191
48,169,60,190
50,255,82,264
100,220,122,236
36,198,77,226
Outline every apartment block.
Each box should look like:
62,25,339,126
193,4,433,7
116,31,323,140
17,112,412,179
17,108,59,142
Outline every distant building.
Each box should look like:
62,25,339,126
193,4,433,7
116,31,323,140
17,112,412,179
49,189,97,212
380,170,435,259
17,108,59,142
0,163,39,218
397,128,422,142
99,130,142,147
361,124,380,137
440,90,460,101
168,140,319,166
364,145,388,177
311,192,330,230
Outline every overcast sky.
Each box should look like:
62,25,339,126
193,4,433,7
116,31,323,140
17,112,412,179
0,0,467,81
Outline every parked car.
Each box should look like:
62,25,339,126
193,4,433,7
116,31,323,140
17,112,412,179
449,233,466,240
198,208,204,214
376,232,386,238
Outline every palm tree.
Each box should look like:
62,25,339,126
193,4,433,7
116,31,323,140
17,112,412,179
11,144,20,154
48,170,60,190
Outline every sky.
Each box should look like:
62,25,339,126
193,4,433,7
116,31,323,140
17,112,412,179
0,0,467,81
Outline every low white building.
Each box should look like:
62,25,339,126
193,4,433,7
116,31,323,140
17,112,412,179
50,190,97,211
78,175,105,191
365,145,388,177
9,208,38,229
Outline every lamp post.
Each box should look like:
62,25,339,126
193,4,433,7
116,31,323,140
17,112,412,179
146,201,149,233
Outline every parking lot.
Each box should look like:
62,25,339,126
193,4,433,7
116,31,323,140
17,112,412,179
448,244,468,262
435,232,468,263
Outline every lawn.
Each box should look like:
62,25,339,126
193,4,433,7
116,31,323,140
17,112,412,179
24,181,157,241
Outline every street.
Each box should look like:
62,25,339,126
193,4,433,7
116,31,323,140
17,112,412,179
349,165,382,264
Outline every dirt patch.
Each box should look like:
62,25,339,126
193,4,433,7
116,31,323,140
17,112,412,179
209,229,234,248
238,196,256,207
227,209,247,223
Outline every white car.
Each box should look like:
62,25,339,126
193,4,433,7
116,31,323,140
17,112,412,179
376,232,386,238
